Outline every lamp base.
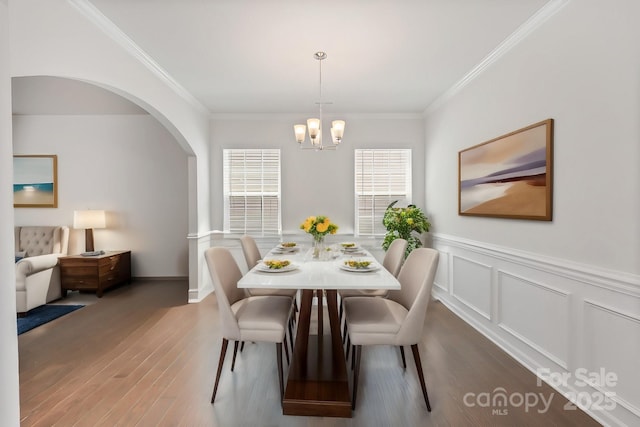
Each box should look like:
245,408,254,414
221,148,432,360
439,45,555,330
85,228,95,252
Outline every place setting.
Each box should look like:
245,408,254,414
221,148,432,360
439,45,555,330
340,242,367,256
255,258,300,273
269,241,300,255
338,258,380,273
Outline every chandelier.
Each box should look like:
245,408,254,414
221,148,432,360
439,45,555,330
294,52,345,150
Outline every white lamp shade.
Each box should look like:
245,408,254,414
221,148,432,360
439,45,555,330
73,210,106,229
307,118,320,139
294,124,306,143
330,127,339,144
331,120,345,140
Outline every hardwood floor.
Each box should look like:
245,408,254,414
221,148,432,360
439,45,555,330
18,279,601,426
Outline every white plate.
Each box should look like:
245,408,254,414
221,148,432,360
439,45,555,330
256,262,299,273
343,249,367,256
340,242,358,250
278,242,298,250
273,244,299,254
339,262,380,273
271,249,299,255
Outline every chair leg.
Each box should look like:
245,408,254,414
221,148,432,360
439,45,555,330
339,298,344,323
342,321,348,344
276,343,284,402
345,335,351,360
288,318,294,348
351,344,356,370
231,340,239,371
352,345,362,410
211,338,229,403
284,334,290,365
411,344,432,412
240,341,245,352
399,346,407,369
317,289,323,336
289,318,295,349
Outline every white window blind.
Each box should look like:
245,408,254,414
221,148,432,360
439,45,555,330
355,149,412,236
223,149,281,235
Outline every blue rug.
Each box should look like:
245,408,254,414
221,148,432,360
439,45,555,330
17,304,84,335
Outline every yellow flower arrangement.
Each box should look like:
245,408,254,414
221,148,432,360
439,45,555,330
300,215,338,241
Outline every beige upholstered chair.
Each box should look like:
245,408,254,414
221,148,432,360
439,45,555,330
205,247,293,403
338,238,408,322
15,226,70,315
240,235,299,303
343,247,439,411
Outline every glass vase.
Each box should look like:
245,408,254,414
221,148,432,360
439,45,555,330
312,235,326,259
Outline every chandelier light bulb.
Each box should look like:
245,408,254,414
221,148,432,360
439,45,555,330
331,120,345,143
294,124,306,144
307,118,320,140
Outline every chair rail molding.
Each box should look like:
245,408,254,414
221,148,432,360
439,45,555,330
430,232,640,427
432,233,640,296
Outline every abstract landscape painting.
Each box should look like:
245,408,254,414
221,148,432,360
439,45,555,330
458,119,553,220
13,155,58,208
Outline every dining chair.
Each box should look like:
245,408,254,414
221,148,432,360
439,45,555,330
338,238,408,324
205,246,293,403
240,235,300,303
343,247,439,411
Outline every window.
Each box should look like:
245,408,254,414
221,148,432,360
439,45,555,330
355,149,412,236
223,149,281,235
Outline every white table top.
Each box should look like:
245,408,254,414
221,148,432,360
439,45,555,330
238,245,401,291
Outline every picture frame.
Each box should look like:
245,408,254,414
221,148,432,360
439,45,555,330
13,154,58,208
458,119,553,220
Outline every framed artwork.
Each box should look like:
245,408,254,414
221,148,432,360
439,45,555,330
458,119,553,220
13,155,58,208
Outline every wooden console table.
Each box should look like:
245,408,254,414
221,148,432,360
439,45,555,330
60,250,131,297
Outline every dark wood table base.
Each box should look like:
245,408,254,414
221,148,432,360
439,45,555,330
282,289,352,418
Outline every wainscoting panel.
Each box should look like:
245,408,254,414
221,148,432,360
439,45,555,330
498,271,570,369
583,300,640,417
433,250,449,292
431,233,640,427
451,255,492,320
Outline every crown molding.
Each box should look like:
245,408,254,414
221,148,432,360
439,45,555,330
210,112,424,121
424,0,570,116
67,0,209,116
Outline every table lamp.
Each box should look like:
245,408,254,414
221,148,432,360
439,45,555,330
73,209,106,252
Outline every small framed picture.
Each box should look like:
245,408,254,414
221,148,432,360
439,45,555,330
13,154,58,208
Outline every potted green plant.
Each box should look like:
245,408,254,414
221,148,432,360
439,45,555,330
382,201,431,258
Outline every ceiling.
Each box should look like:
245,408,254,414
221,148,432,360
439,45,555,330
13,0,552,116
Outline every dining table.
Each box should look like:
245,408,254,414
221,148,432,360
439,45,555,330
237,241,401,418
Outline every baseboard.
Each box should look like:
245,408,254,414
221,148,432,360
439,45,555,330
131,276,188,282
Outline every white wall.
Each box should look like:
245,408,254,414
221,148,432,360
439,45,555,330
0,1,21,425
210,114,426,234
9,0,212,299
13,114,189,278
425,1,640,425
426,0,639,274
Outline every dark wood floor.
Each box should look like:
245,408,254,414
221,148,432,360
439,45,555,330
18,279,601,426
